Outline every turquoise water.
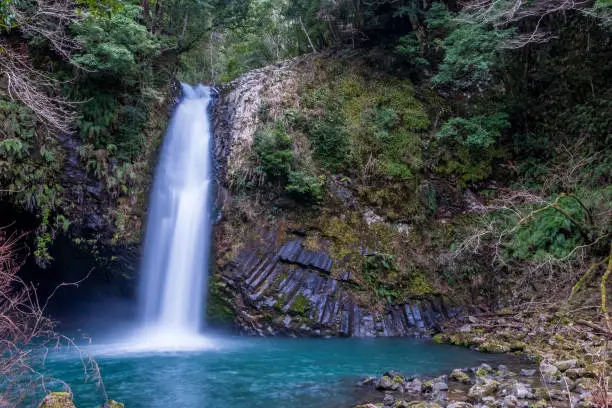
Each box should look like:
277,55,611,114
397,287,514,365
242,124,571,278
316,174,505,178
36,337,507,408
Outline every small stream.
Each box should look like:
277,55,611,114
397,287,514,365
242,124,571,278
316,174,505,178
36,337,516,408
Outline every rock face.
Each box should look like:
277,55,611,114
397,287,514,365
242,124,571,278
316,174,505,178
212,54,460,337
217,237,453,337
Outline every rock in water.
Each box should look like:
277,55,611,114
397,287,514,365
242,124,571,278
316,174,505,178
38,392,76,408
376,375,394,390
103,401,125,408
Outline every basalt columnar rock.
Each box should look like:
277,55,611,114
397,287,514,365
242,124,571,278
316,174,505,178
217,237,455,337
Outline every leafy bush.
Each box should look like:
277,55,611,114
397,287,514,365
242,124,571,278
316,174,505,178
436,112,510,149
299,89,350,172
435,112,510,184
253,121,293,180
285,171,324,203
71,5,159,76
433,24,513,90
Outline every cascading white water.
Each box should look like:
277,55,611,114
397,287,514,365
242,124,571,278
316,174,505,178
135,83,215,350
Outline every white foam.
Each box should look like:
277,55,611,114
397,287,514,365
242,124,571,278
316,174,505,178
82,329,220,357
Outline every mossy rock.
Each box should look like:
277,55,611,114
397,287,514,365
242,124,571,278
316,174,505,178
509,341,526,351
431,333,447,344
450,368,471,383
38,392,76,408
478,340,511,353
475,367,489,377
103,401,125,408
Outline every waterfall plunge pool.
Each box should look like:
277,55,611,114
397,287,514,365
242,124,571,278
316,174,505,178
39,337,517,408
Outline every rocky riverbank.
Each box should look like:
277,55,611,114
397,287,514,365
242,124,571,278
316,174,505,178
355,360,598,408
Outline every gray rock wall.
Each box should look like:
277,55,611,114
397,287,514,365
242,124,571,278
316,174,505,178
218,239,457,337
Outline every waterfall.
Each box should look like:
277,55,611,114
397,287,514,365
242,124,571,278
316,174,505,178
135,83,214,349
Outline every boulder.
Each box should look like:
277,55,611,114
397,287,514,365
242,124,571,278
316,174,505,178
510,382,534,399
539,361,559,378
103,402,124,408
519,369,536,377
383,394,396,405
509,341,526,351
446,403,474,408
555,360,578,371
433,381,449,392
38,392,76,408
450,369,471,383
481,396,497,406
404,379,423,394
501,395,519,408
479,340,511,353
564,368,587,379
407,402,442,408
468,379,500,401
376,375,394,390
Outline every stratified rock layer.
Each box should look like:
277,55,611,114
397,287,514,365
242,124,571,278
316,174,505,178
219,238,457,337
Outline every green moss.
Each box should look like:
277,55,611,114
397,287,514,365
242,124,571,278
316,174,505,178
321,215,360,259
103,401,125,408
475,367,489,377
405,272,436,298
432,333,446,344
206,279,236,325
289,293,311,316
38,392,76,408
479,340,511,353
509,341,527,351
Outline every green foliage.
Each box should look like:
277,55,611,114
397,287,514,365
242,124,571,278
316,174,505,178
435,112,510,184
71,5,159,76
253,121,293,180
299,88,350,171
396,34,430,68
434,24,513,89
289,292,311,316
0,0,16,31
437,112,510,149
362,253,400,303
299,74,429,181
285,171,324,203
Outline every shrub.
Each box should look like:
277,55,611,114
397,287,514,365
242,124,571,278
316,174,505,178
435,112,510,184
436,112,510,149
433,24,513,90
285,171,325,203
253,121,293,180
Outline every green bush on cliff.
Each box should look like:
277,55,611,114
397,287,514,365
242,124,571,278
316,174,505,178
253,121,293,180
434,112,510,184
285,171,325,203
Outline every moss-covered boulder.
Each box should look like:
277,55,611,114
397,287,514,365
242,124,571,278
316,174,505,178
38,392,76,408
468,379,500,401
478,339,511,353
375,375,394,390
450,368,471,383
103,401,125,408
